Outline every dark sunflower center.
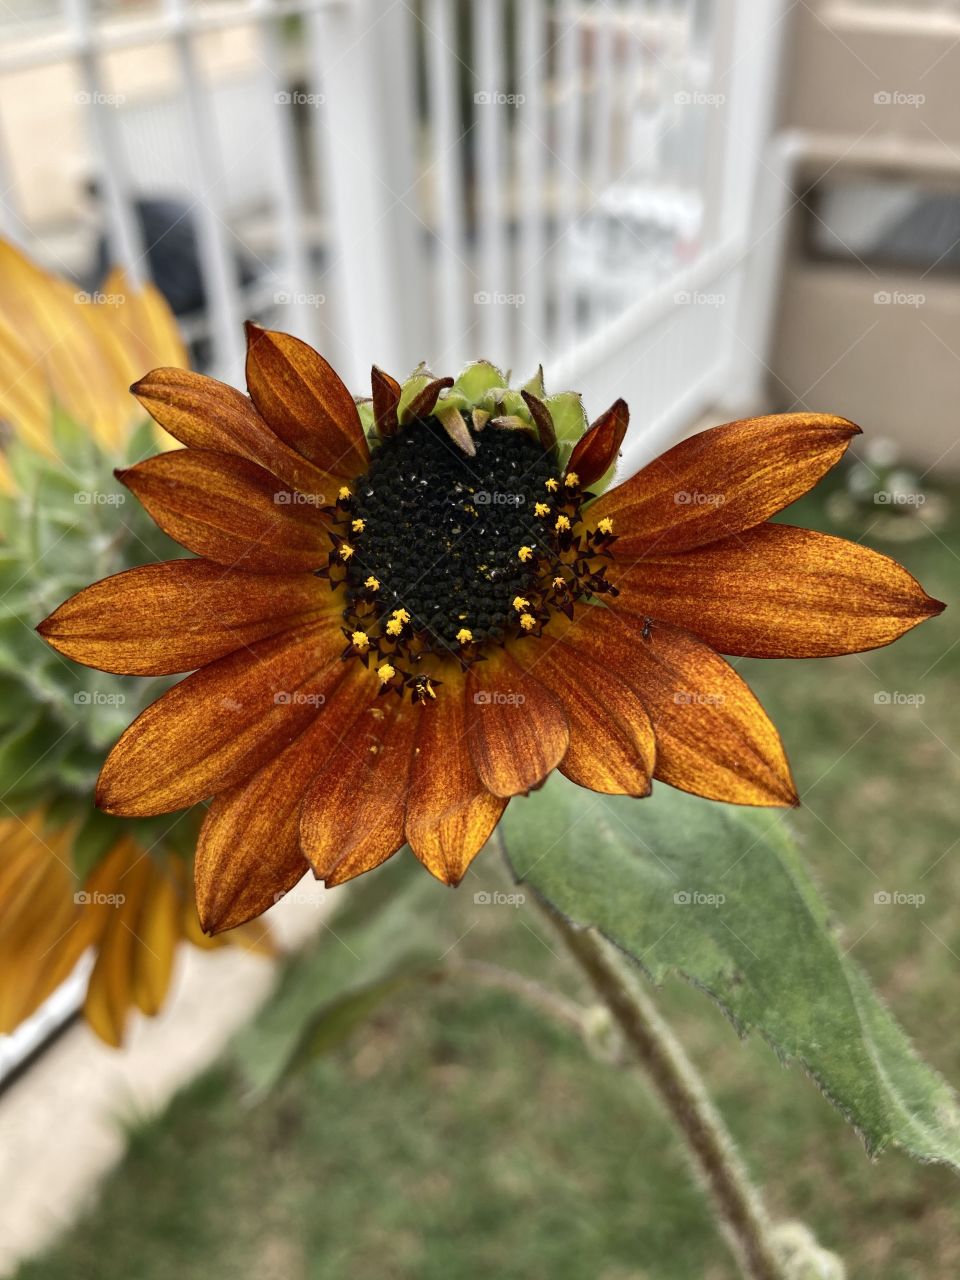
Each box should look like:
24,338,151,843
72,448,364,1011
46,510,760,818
345,417,554,647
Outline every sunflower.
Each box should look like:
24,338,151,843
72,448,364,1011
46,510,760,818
0,815,269,1046
0,238,184,482
38,325,944,933
0,239,270,1045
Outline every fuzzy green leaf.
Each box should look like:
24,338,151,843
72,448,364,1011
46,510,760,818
502,773,960,1171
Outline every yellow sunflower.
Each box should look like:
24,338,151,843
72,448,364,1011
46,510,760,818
0,815,269,1046
0,240,270,1046
38,325,943,934
0,238,183,474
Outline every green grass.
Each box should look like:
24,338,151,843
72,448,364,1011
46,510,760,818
15,474,960,1280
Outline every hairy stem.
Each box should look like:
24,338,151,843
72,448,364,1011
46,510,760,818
534,897,787,1280
452,958,589,1036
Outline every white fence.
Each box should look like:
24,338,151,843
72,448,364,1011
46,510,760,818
0,0,787,471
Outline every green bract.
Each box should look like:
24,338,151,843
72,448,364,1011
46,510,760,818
355,360,615,492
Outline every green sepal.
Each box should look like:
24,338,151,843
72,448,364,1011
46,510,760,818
397,367,435,423
544,391,588,446
521,365,546,398
354,397,375,438
451,359,508,406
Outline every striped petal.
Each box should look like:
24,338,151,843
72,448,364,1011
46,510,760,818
567,399,629,488
567,608,797,807
245,323,369,479
132,367,337,500
514,637,655,796
590,413,859,555
608,523,945,658
300,676,418,886
118,449,330,572
405,667,506,884
38,559,329,675
466,649,569,797
195,665,358,933
96,616,346,816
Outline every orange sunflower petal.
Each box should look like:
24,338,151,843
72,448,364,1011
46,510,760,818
567,399,629,487
117,449,330,572
514,636,655,796
245,323,369,479
195,664,357,934
371,365,402,438
38,560,328,675
608,523,945,658
569,609,797,807
590,413,860,554
466,649,569,798
96,616,345,816
405,667,506,884
300,675,418,886
132,367,336,500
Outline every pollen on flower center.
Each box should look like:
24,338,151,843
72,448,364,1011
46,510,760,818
343,418,556,645
321,413,620,699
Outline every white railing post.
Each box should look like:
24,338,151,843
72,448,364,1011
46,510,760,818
253,0,315,346
64,0,145,284
516,0,549,375
423,0,471,371
162,0,244,380
305,0,412,386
